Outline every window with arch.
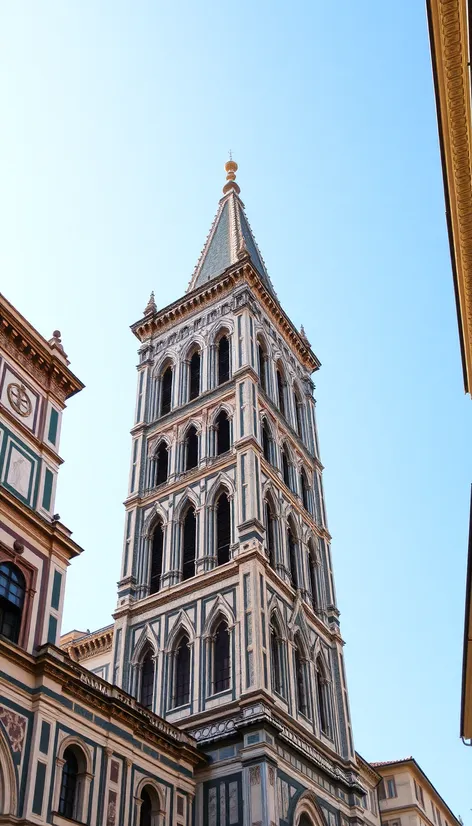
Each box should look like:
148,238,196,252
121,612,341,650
316,657,331,736
294,389,304,437
264,500,276,569
295,638,309,716
149,521,164,595
160,365,173,416
307,540,321,613
276,364,286,416
140,649,155,710
215,410,231,455
287,524,298,589
185,425,199,471
139,785,162,826
182,506,196,580
261,419,272,464
281,445,291,489
154,441,169,486
300,468,310,512
258,339,268,393
189,349,201,400
58,745,87,821
216,491,231,565
270,619,284,696
0,562,25,644
173,635,191,707
217,334,230,384
212,620,230,693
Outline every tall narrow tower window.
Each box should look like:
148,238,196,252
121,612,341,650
140,650,155,710
217,335,230,384
213,621,230,693
316,658,330,735
287,525,298,589
262,419,272,463
294,391,303,437
270,621,284,696
150,521,164,595
276,367,286,417
216,491,231,565
155,441,168,485
258,342,267,393
300,468,309,511
295,641,308,716
182,507,196,580
265,501,276,569
185,426,199,470
174,635,190,706
308,541,320,612
215,410,230,455
282,446,291,489
0,562,25,645
160,366,173,416
189,350,201,400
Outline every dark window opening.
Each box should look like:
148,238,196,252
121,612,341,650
161,366,173,416
276,368,285,416
216,410,230,455
270,625,283,695
59,747,79,820
288,526,298,588
216,492,231,565
258,343,267,392
213,621,230,693
217,335,230,384
308,546,319,612
265,502,276,569
182,507,196,580
295,644,308,715
282,448,291,489
0,562,25,644
140,651,155,710
175,635,190,706
294,393,303,436
300,470,309,511
185,426,198,470
155,441,168,485
262,420,272,463
150,522,164,595
140,788,153,826
317,662,329,734
189,351,201,400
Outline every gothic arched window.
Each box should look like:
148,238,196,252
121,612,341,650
287,524,298,589
0,562,25,644
182,506,196,580
294,390,303,437
59,747,79,819
212,621,230,693
281,445,291,489
215,410,230,455
262,419,272,464
160,366,173,416
217,335,230,385
300,468,310,512
140,650,155,710
154,441,169,486
189,350,201,400
316,657,330,735
185,425,198,471
174,635,190,707
258,340,268,393
276,365,286,417
265,500,276,569
216,491,231,565
270,620,284,696
149,521,164,595
295,639,308,716
308,540,320,613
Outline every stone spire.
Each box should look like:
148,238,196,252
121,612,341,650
143,291,157,316
187,160,275,295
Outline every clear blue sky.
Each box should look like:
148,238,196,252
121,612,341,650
1,1,471,820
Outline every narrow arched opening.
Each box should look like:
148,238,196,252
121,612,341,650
276,364,286,416
258,340,268,393
185,426,198,470
217,335,230,384
150,521,164,595
287,524,298,589
174,635,190,707
270,619,284,696
189,350,201,400
140,649,155,710
262,419,272,464
182,506,196,581
300,468,310,511
215,410,230,455
295,638,308,717
154,441,169,486
212,620,230,694
160,366,173,416
216,491,231,565
265,500,276,569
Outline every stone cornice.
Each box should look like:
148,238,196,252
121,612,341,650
0,293,84,404
131,261,320,373
427,0,472,393
61,625,114,662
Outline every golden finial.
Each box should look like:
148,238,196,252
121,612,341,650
223,156,240,195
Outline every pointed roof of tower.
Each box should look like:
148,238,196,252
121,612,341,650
187,160,276,296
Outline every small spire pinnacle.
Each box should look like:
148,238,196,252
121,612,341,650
143,291,157,316
223,158,240,195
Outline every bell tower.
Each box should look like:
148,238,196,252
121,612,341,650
112,163,371,826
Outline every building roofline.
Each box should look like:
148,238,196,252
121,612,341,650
372,757,461,825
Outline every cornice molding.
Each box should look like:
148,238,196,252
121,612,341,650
428,0,472,393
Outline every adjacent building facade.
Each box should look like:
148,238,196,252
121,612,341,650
373,759,461,826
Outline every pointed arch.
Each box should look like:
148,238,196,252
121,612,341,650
216,334,231,385
149,518,164,595
202,594,235,638
307,537,321,613
264,494,277,570
210,401,234,426
293,380,305,439
276,359,287,416
257,333,269,393
287,517,299,589
292,791,327,826
183,424,199,470
215,489,231,565
209,318,234,343
131,624,158,666
281,442,292,489
153,440,169,486
294,632,310,717
181,504,197,581
165,609,195,652
261,416,274,464
207,472,235,508
214,409,231,454
0,724,18,817
300,466,310,512
270,611,285,697
174,489,200,522
143,503,168,538
172,634,191,707
153,355,176,418
315,652,332,736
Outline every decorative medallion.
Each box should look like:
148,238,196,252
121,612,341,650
0,706,27,754
7,383,32,417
